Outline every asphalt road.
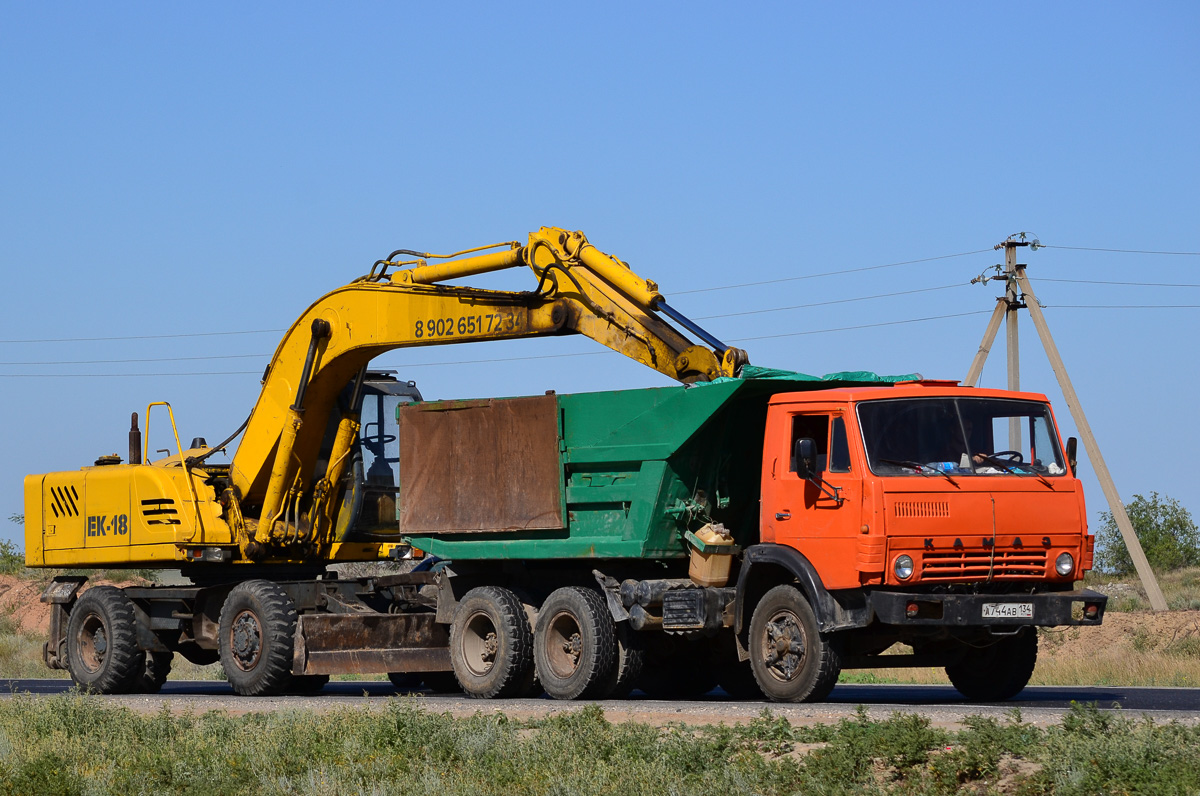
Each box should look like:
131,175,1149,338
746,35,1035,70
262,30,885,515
4,680,1199,727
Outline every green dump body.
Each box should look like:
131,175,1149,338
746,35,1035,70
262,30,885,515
400,368,914,562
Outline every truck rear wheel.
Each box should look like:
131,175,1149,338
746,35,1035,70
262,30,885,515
534,586,615,700
218,580,298,696
749,585,841,703
946,630,1038,701
598,622,645,699
450,586,535,699
65,586,142,694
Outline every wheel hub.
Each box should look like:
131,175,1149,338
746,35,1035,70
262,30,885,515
763,613,805,681
77,613,108,673
230,610,264,671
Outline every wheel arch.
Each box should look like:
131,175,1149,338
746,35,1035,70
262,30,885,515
735,544,872,649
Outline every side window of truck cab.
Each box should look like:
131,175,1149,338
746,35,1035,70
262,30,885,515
789,415,852,474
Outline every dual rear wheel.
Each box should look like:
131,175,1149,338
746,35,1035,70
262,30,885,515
447,585,642,700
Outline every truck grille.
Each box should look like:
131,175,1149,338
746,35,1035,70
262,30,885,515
921,550,1046,580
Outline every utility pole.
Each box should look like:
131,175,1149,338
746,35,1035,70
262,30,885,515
965,235,1168,611
1004,242,1022,451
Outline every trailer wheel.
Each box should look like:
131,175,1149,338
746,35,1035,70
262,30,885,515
65,586,142,694
598,622,645,699
749,585,841,703
946,630,1038,701
534,586,615,700
449,586,534,699
218,580,297,696
133,650,173,694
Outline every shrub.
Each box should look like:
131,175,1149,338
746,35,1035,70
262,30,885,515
1094,492,1200,575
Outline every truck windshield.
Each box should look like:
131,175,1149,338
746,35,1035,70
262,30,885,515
857,397,1066,477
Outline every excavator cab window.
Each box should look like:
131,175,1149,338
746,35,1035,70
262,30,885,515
317,372,422,539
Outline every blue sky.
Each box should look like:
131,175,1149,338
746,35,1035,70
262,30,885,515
2,3,1197,545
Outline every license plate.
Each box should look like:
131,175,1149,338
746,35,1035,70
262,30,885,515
982,602,1033,619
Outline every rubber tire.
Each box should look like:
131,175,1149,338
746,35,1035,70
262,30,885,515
635,635,719,699
946,630,1038,702
533,586,615,700
449,586,535,699
749,585,841,703
218,580,298,696
65,586,143,694
711,632,762,700
598,622,646,699
133,650,173,694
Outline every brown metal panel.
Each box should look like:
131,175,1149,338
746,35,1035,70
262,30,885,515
398,394,564,534
292,613,452,675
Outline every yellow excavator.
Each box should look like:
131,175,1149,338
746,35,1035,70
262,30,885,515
23,227,750,697
26,227,746,572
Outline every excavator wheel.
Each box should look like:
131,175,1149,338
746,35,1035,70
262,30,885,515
218,580,298,696
65,586,143,694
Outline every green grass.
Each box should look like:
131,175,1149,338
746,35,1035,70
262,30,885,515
1085,566,1200,611
0,699,1193,795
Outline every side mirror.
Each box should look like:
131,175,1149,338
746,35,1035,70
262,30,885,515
794,438,818,479
1066,436,1078,477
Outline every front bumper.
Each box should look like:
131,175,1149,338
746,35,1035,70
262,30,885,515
868,588,1107,627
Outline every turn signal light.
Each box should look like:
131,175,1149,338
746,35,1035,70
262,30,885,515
905,602,919,618
1083,603,1100,620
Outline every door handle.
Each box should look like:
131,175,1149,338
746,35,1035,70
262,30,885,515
775,511,791,521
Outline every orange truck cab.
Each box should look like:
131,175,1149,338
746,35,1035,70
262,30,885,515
734,381,1106,700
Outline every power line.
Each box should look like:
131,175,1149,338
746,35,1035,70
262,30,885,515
725,311,992,342
0,310,997,376
1043,304,1200,309
1036,278,1200,288
1041,245,1200,256
0,329,285,344
693,283,967,321
672,249,992,296
0,353,266,366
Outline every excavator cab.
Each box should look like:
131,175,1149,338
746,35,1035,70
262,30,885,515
316,371,422,541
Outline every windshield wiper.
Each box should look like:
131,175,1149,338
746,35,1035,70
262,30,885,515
878,458,958,484
977,455,1053,487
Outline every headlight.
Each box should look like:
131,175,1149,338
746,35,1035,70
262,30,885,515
894,554,914,580
1055,552,1075,576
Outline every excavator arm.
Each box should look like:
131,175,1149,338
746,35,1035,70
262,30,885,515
229,227,747,557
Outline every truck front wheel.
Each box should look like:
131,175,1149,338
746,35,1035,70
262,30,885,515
534,586,615,700
65,586,143,694
749,585,841,703
449,586,535,698
945,630,1038,701
218,580,298,696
